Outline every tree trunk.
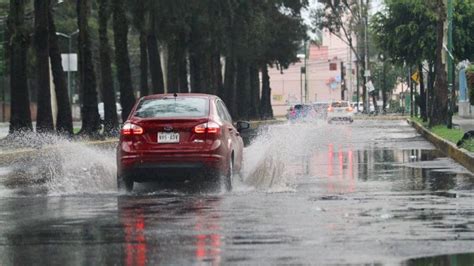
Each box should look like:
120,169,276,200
430,1,449,127
112,0,136,121
139,31,148,97
213,50,225,99
98,0,118,135
34,0,54,133
48,4,73,135
223,55,237,118
147,12,164,94
167,32,188,93
427,62,435,122
382,63,387,112
260,64,273,119
8,0,32,133
418,64,427,121
249,64,260,119
236,59,251,120
77,0,101,136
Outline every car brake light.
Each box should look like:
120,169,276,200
347,107,353,112
194,121,221,134
121,123,144,135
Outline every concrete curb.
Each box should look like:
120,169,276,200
408,119,474,173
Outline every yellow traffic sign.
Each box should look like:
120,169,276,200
411,71,420,84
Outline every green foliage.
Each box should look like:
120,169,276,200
461,139,474,152
372,0,474,65
431,125,464,144
372,0,436,65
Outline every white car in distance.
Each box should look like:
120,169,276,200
327,101,354,123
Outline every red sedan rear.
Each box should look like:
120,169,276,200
117,93,249,192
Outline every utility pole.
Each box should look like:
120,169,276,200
304,41,308,103
363,0,370,114
0,19,5,122
341,61,345,100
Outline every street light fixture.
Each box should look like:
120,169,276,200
56,30,79,104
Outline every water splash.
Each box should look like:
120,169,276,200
0,133,117,196
242,121,326,191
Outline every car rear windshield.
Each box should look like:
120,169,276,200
134,97,209,118
331,102,349,108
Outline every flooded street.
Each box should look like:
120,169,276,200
0,120,474,265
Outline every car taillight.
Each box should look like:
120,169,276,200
121,123,144,135
194,121,221,135
328,107,333,112
346,107,353,112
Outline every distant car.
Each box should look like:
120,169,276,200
98,102,122,122
312,102,330,119
288,104,316,121
327,101,354,123
116,93,249,192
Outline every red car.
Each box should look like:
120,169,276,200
117,93,249,192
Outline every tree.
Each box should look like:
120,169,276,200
7,0,32,133
147,8,164,94
34,0,54,133
98,0,118,135
112,0,135,121
49,2,73,135
431,0,449,126
77,0,101,136
130,0,149,97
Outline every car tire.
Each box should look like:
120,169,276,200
117,174,133,192
223,156,233,192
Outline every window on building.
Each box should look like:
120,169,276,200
329,63,337,71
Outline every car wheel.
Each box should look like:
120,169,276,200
117,174,133,192
223,156,233,192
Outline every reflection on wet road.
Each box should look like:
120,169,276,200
0,120,473,265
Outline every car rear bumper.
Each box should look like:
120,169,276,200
118,153,226,181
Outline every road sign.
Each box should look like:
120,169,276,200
61,53,78,72
366,80,375,92
411,71,420,84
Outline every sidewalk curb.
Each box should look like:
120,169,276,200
408,119,474,173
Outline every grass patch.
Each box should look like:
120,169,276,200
410,116,474,152
461,139,474,152
430,125,464,144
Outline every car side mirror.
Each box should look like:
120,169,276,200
236,121,250,131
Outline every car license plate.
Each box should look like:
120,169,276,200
157,132,179,143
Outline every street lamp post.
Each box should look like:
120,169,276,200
297,52,306,104
56,30,79,104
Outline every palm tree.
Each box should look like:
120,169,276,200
77,0,101,136
7,0,32,133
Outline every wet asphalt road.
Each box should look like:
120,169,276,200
0,120,474,265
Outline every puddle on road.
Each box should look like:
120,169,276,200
405,253,474,265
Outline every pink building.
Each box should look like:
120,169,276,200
269,31,357,116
